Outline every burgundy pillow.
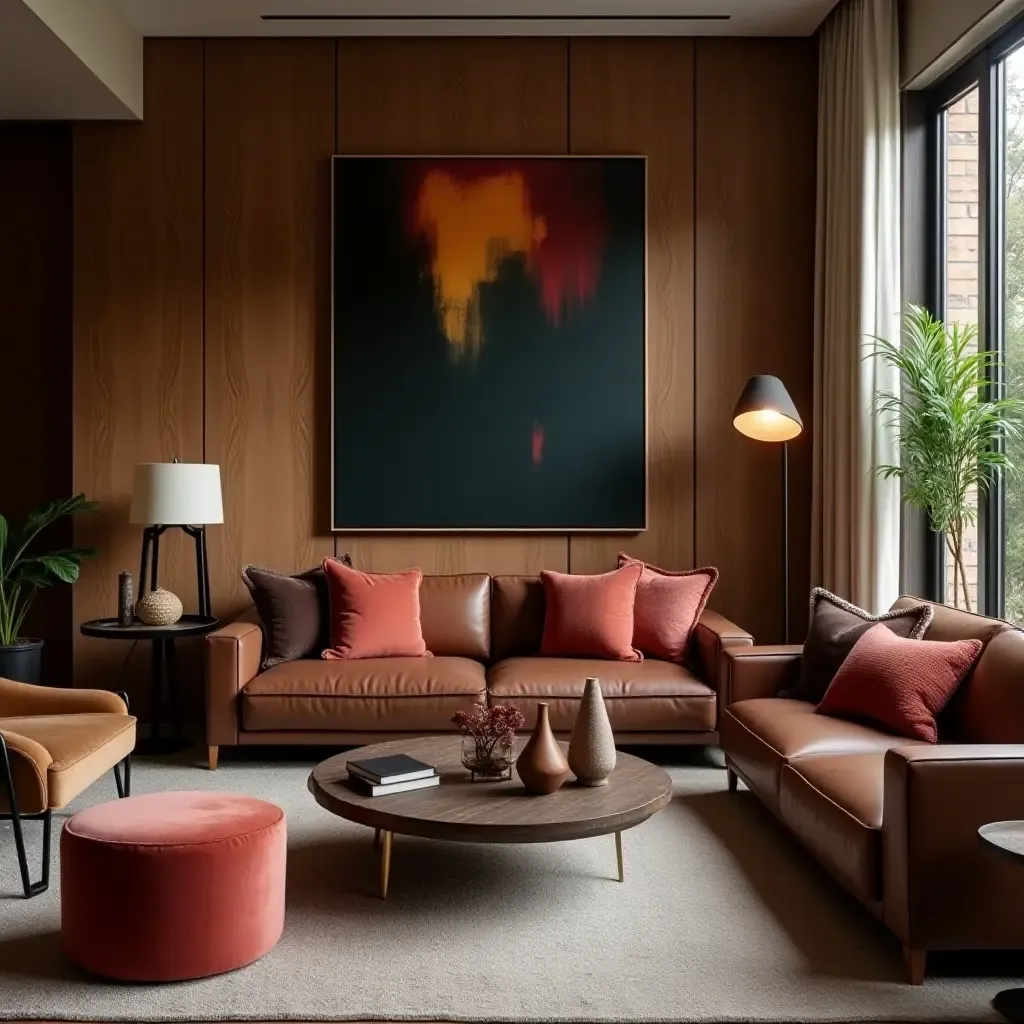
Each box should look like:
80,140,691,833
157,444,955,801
321,559,429,660
618,553,718,662
242,558,350,668
816,622,983,742
539,565,643,662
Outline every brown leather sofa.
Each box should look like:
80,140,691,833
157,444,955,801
719,596,1024,984
207,572,752,769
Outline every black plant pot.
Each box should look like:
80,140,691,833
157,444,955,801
0,639,44,684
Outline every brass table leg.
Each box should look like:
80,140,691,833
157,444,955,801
615,830,624,883
380,830,392,899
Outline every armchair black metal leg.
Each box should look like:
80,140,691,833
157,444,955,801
113,755,132,799
0,734,52,898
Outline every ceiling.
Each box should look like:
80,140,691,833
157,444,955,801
111,0,840,37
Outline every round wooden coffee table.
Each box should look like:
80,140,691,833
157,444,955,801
308,736,672,898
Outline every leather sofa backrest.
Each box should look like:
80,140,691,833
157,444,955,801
890,595,1023,741
490,575,545,661
419,574,491,661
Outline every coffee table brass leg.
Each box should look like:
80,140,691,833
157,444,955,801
380,830,392,899
615,830,624,883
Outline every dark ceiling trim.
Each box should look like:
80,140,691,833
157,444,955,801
261,13,732,21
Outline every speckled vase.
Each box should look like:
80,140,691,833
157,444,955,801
136,588,183,626
568,677,616,787
516,702,570,795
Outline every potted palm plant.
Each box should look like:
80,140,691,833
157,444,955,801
873,305,1024,611
0,495,98,682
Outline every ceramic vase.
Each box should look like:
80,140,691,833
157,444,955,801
568,677,617,786
516,702,570,795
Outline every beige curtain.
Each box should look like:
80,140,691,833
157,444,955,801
812,0,902,613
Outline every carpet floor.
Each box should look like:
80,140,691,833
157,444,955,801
0,748,1017,1022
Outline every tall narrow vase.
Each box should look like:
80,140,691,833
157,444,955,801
568,677,616,786
516,702,569,795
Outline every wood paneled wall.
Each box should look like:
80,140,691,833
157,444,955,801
0,124,73,685
73,36,817,707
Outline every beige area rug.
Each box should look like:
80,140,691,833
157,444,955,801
0,747,1017,1022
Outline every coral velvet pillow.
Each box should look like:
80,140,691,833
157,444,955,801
539,564,643,662
816,623,983,742
321,559,429,660
618,553,719,662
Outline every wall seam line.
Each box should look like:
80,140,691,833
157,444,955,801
692,41,699,570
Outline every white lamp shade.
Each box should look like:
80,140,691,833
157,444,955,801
129,463,223,525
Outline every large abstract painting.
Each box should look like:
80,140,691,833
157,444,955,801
331,156,646,531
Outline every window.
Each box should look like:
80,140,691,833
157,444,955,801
926,19,1024,621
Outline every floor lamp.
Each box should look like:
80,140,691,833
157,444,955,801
732,375,803,643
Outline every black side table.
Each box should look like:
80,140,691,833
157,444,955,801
979,821,1024,1022
80,616,219,755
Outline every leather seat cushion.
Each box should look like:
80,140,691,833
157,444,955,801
721,698,926,810
0,713,136,810
780,754,884,904
488,657,715,732
242,657,486,731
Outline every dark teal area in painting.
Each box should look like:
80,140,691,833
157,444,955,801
331,156,646,530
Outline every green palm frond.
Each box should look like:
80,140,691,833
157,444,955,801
870,305,1024,610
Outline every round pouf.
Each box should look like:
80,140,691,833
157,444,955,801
61,791,286,981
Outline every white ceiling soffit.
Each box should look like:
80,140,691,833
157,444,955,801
0,0,142,119
112,0,840,38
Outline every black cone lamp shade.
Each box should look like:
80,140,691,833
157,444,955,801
732,375,802,644
732,375,803,443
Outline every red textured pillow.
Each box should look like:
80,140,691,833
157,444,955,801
540,565,643,662
618,553,719,662
321,559,429,660
816,622,982,742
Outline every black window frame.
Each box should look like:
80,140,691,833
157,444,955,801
920,15,1024,617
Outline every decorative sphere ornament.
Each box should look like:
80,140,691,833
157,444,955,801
136,588,183,626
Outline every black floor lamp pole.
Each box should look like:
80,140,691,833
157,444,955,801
782,442,790,645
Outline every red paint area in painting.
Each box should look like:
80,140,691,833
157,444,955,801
532,423,545,465
403,159,608,352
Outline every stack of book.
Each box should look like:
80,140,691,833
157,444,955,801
345,754,439,797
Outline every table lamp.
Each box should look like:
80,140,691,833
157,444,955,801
129,461,223,619
732,375,803,643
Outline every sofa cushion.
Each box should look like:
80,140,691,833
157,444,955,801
816,623,982,743
488,657,715,732
780,754,884,904
539,565,643,662
721,698,926,810
420,574,491,660
242,657,485,732
491,576,545,661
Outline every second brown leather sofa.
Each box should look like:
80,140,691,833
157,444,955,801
719,597,1024,984
207,572,752,769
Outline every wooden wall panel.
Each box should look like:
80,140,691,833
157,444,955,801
204,40,337,617
695,39,818,644
73,40,204,708
568,40,695,577
335,38,570,575
0,125,72,684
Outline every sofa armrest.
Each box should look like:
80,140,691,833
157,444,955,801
0,677,127,718
206,617,263,748
883,745,1024,952
692,610,754,695
720,645,803,706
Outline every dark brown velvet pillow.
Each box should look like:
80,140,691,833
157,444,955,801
780,588,934,703
242,556,351,669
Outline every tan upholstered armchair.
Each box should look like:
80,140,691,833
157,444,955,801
0,678,135,897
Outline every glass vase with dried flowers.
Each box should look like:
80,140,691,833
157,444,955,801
452,704,525,782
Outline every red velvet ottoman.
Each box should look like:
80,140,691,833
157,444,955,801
61,790,286,981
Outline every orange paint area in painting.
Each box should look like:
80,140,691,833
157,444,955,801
413,170,546,357
407,161,607,359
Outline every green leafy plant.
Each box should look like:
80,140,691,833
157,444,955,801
873,304,1024,612
0,495,99,646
